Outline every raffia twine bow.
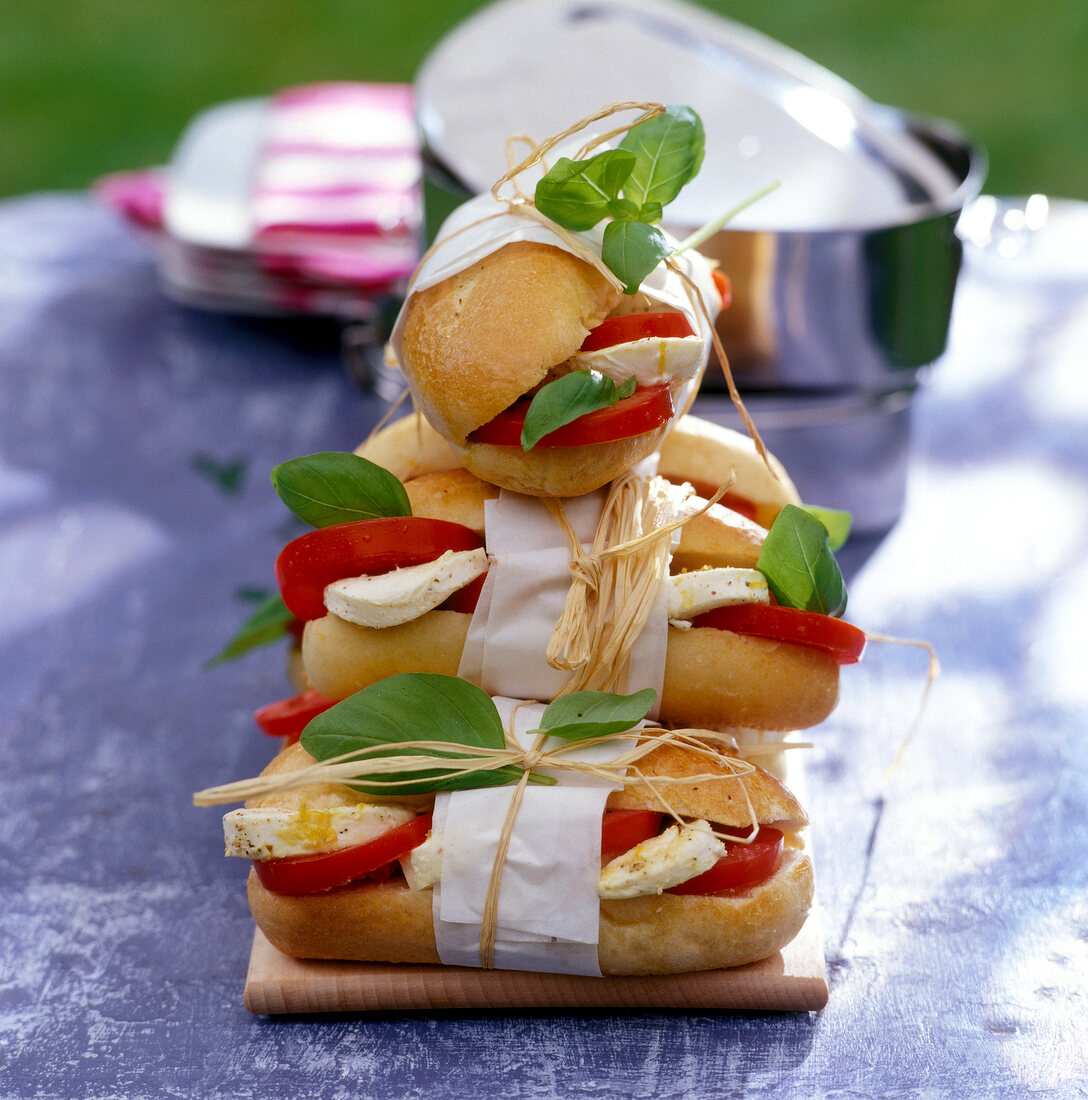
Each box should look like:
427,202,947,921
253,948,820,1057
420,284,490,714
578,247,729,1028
545,471,694,694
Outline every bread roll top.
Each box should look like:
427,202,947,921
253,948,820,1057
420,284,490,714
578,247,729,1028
605,740,808,830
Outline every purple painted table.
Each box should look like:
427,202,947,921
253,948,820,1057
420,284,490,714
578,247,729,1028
2,193,1087,1098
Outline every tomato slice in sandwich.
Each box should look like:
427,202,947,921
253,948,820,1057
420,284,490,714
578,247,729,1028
254,689,337,743
600,809,664,857
469,383,674,448
275,516,484,622
692,603,867,665
469,311,695,448
577,310,695,351
253,813,433,896
667,826,784,895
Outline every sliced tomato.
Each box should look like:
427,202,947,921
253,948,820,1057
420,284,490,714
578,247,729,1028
601,809,663,857
469,384,674,449
692,603,867,665
253,689,337,743
275,516,483,622
711,269,732,311
579,311,695,352
253,813,433,896
667,826,783,895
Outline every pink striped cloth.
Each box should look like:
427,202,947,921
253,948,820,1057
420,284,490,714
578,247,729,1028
252,82,422,279
97,83,424,313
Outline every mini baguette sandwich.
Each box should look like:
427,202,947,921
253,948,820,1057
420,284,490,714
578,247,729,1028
266,430,861,736
251,403,863,743
390,104,724,498
203,680,815,976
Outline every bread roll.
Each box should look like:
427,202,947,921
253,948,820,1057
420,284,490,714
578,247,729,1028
400,463,764,572
355,411,460,482
404,468,498,536
247,849,813,975
400,240,710,498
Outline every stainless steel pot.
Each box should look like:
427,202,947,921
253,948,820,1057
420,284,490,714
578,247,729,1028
414,0,987,532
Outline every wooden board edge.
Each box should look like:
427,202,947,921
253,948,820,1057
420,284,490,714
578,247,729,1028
243,904,827,1015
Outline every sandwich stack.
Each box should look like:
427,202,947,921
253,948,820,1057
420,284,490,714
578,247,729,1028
196,104,867,1010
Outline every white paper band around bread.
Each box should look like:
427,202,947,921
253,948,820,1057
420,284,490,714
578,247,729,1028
432,697,638,975
457,466,681,711
389,189,720,404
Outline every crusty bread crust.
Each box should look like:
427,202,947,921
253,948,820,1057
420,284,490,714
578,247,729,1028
451,428,672,499
354,412,460,483
302,611,471,698
401,241,620,445
404,467,499,535
605,740,807,829
661,628,839,731
302,612,838,732
669,500,766,573
246,847,813,975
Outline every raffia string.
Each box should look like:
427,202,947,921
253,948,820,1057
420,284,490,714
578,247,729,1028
865,633,941,778
193,723,756,810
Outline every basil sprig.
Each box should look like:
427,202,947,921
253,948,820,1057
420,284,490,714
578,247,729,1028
205,589,295,668
757,504,848,617
535,105,705,295
521,371,636,450
270,451,411,528
301,674,657,796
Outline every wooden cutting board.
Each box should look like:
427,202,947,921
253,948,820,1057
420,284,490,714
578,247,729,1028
242,906,828,1014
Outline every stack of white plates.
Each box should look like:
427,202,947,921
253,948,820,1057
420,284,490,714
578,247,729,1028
97,82,422,320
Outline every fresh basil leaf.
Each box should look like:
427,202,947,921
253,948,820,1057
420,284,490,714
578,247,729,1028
802,505,852,551
520,370,634,451
618,105,705,211
534,150,636,231
601,219,670,294
205,591,294,668
270,451,410,528
537,689,657,742
758,504,848,617
607,196,642,222
301,673,525,795
634,200,664,226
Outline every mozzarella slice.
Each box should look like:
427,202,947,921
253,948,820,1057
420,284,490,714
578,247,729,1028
597,819,725,899
399,830,442,890
570,335,704,388
668,567,770,621
324,547,488,629
223,803,416,861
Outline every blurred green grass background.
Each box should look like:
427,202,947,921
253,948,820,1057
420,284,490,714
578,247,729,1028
2,0,1085,201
